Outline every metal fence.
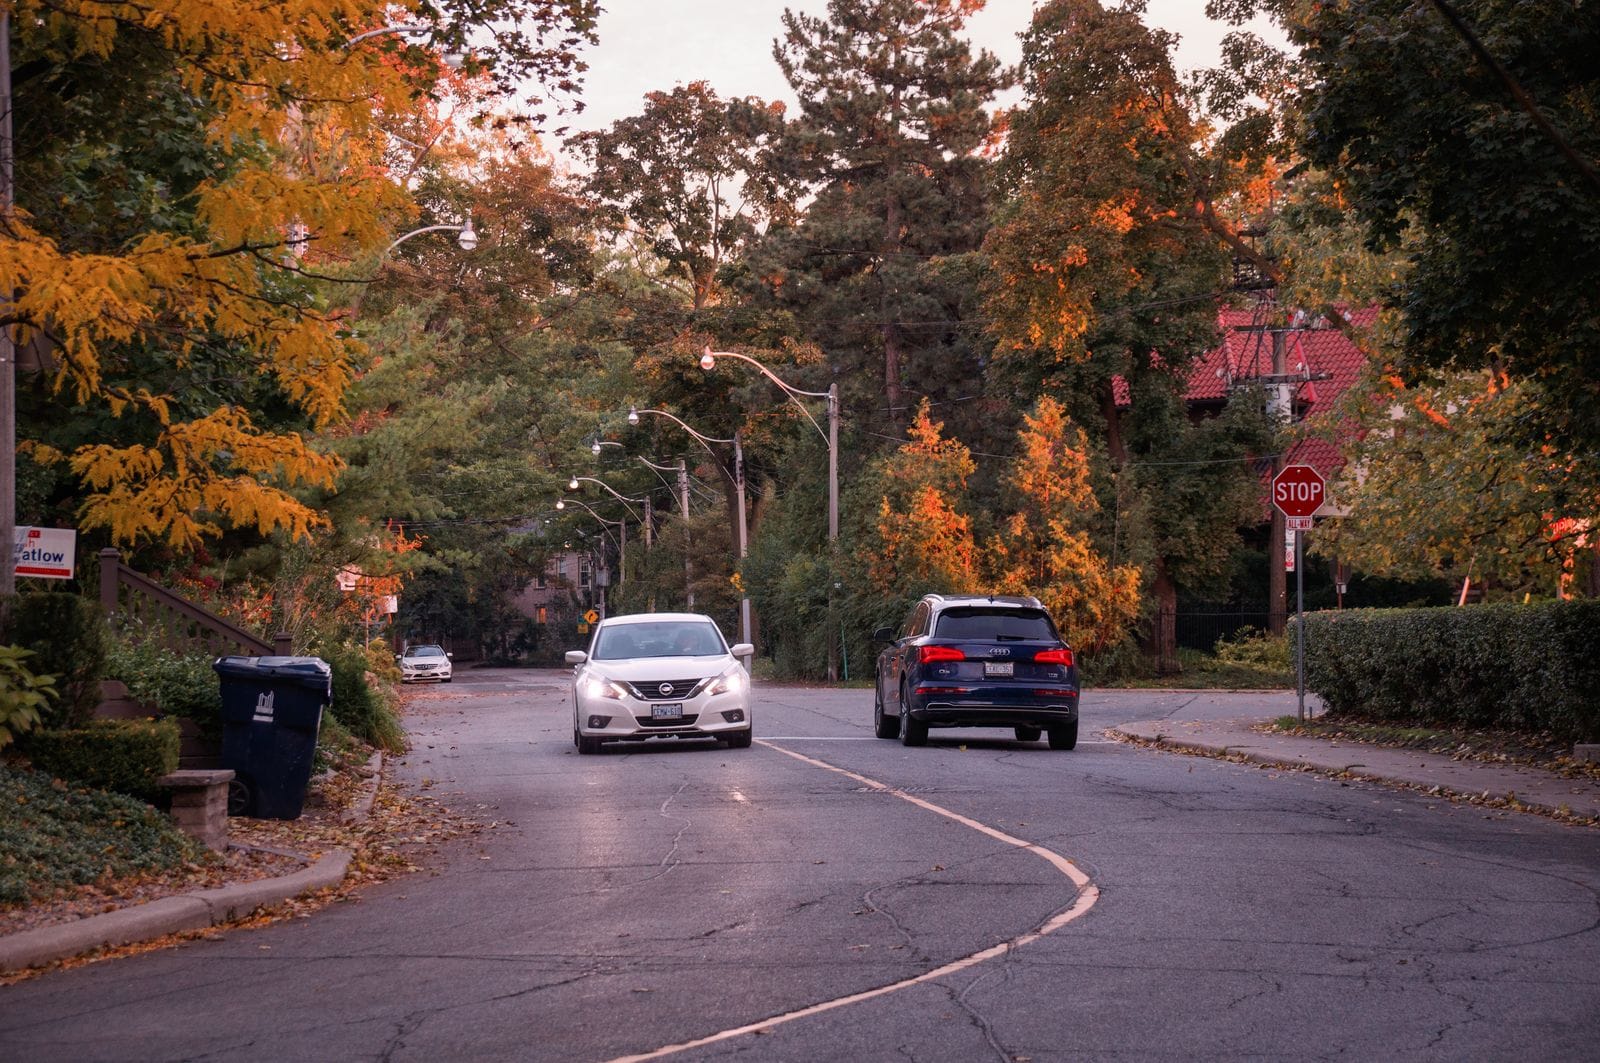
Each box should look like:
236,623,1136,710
1174,603,1274,652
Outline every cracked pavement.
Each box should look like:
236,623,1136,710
1,675,1596,1061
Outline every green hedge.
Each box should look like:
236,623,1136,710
104,640,222,741
0,592,108,729
1302,600,1600,741
22,718,181,799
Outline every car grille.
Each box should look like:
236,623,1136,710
639,714,700,728
626,678,707,701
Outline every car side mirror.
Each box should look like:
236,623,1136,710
446,652,453,659
564,650,588,665
394,654,402,662
730,643,754,658
872,626,895,643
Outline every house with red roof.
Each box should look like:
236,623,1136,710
1183,303,1377,479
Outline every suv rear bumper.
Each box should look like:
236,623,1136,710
909,697,1078,729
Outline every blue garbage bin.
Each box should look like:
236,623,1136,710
214,656,332,819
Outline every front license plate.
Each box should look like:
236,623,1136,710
983,661,1014,677
651,703,684,720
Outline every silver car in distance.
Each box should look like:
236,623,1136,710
566,613,755,754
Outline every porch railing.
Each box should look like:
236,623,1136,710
98,547,290,658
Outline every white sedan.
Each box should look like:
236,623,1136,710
566,613,754,754
398,643,453,683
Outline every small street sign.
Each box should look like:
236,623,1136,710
1272,464,1326,519
583,608,599,624
1286,515,1314,531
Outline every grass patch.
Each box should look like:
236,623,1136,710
1262,716,1600,777
0,760,208,908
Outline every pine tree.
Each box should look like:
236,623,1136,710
748,0,1008,434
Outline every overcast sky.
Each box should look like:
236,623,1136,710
566,0,1284,135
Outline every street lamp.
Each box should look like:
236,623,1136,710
554,497,627,618
628,406,749,647
701,346,840,676
386,215,478,255
566,475,644,520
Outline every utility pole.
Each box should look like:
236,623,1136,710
1268,329,1288,635
1,13,16,598
677,459,693,610
826,382,840,681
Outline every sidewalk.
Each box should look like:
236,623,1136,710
0,756,382,975
1111,710,1600,823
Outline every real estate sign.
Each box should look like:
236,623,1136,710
13,527,77,580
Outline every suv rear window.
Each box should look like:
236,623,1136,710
934,607,1057,641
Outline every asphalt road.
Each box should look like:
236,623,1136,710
2,670,1597,1061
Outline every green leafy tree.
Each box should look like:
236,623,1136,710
1294,0,1600,458
569,82,793,312
1317,368,1600,597
748,0,1008,434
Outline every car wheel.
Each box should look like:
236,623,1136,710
576,732,604,755
1014,726,1042,743
1047,719,1078,751
873,682,898,740
723,729,753,749
899,682,928,747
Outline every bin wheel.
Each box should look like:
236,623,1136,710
227,776,254,817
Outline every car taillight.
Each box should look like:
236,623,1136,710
919,645,965,664
1034,648,1074,666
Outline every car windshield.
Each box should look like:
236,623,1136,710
934,607,1057,642
409,646,447,658
592,622,725,660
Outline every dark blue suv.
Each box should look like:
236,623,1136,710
872,594,1080,749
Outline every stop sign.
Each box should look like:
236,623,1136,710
1272,464,1326,518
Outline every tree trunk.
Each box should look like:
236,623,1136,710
1151,560,1180,676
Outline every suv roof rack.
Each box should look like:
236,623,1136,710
925,593,1043,609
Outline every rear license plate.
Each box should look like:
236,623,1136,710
651,703,684,720
983,661,1014,677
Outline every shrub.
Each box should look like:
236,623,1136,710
104,639,222,739
22,718,181,800
1212,626,1291,672
1302,600,1600,742
0,761,204,907
323,644,406,753
0,592,107,728
0,645,57,749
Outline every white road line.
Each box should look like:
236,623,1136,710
760,735,1116,745
605,740,1100,1063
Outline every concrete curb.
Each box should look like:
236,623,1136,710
1111,722,1600,821
2,752,385,975
0,849,352,973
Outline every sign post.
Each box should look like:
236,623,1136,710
1271,465,1326,722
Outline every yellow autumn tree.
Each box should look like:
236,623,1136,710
989,396,1140,653
868,400,979,594
2,0,594,549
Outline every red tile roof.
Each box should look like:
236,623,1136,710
1113,303,1377,480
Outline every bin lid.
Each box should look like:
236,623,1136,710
213,655,333,690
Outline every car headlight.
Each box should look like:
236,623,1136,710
579,673,629,700
707,666,746,697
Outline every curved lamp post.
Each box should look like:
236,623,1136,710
556,497,625,619
628,407,747,642
386,216,477,255
702,347,839,677
566,475,644,521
